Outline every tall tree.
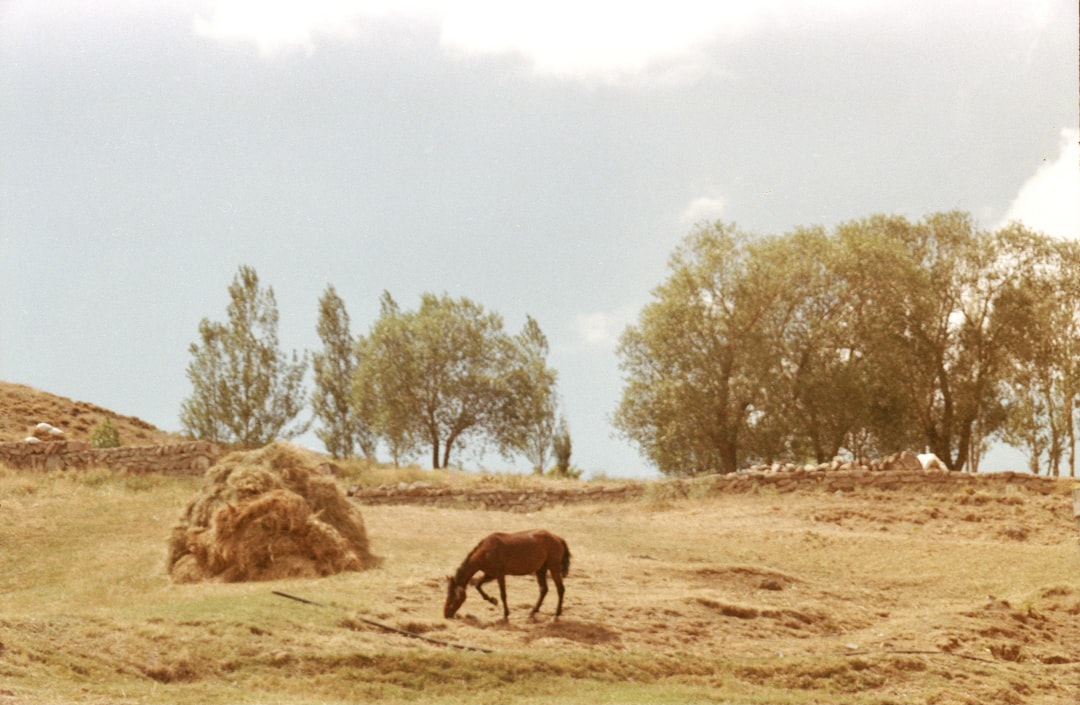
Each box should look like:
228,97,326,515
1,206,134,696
615,222,781,475
749,226,874,464
312,285,374,459
843,212,1032,471
352,293,419,466
353,292,556,469
180,265,309,448
508,317,559,473
996,232,1080,476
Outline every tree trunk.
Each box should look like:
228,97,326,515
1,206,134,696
1069,396,1076,478
718,439,738,475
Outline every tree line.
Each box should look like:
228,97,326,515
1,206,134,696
180,210,1079,477
180,266,570,473
614,211,1080,477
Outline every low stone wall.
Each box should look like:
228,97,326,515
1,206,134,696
351,467,1066,513
691,466,1062,496
0,440,220,476
349,482,644,513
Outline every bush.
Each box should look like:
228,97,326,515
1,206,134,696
545,464,583,480
552,416,572,476
91,418,121,448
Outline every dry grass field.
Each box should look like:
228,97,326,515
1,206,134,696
2,457,1079,704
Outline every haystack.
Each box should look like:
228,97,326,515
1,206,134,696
167,443,379,583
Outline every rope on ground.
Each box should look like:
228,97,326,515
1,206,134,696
271,590,495,654
843,648,998,664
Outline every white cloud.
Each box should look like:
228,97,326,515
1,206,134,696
999,128,1080,240
679,194,726,224
191,0,430,56
574,307,636,349
189,0,908,78
435,1,764,83
193,0,356,55
191,0,764,64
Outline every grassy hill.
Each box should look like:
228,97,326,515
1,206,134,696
0,381,183,445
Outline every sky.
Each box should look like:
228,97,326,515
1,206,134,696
1,0,1077,478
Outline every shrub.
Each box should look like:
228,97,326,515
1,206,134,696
545,464,583,480
91,418,121,448
551,415,573,477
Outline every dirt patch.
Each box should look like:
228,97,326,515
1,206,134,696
167,443,379,582
686,564,800,592
805,487,1072,544
935,590,1080,665
523,619,622,646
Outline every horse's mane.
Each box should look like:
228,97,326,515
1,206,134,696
453,538,487,585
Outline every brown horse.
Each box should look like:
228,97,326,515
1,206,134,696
444,529,570,621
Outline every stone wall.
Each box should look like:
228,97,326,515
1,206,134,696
349,482,644,513
694,466,1062,496
0,440,220,476
351,465,1066,513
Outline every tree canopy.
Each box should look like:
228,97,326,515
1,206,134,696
352,292,558,469
312,284,375,459
616,212,1079,476
180,265,309,449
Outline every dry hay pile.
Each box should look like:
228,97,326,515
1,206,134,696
167,443,379,583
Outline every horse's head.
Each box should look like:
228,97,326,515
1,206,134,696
444,575,467,618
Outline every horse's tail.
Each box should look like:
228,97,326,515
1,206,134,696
560,538,571,577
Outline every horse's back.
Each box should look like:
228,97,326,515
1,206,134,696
480,529,566,576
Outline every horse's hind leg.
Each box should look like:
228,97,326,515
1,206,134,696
530,569,549,620
552,568,565,618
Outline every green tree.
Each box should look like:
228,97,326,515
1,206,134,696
353,292,556,469
849,213,1039,471
745,226,878,464
312,285,374,459
352,293,420,466
996,232,1080,476
180,265,309,449
506,316,559,473
615,222,781,475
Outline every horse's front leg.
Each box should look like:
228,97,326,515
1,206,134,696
474,573,500,607
529,568,549,620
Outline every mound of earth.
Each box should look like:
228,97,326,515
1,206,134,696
167,443,379,583
0,381,182,445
